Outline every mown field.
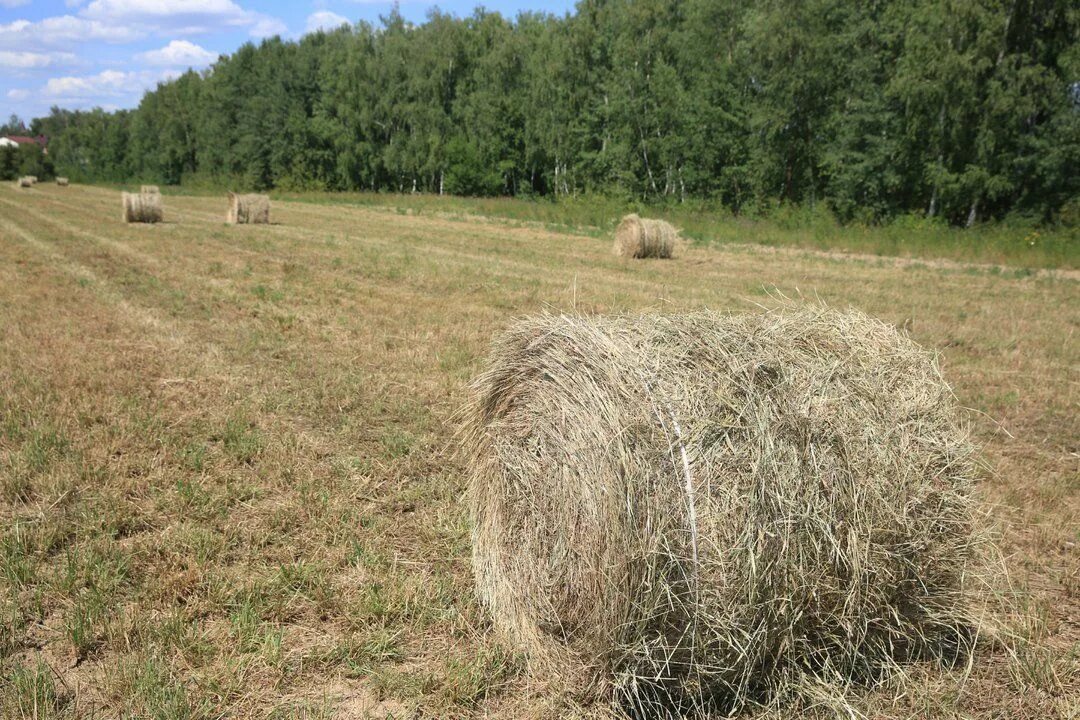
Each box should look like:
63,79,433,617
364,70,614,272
0,183,1076,719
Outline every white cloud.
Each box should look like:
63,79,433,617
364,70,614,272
0,4,288,56
1,3,289,116
0,16,141,48
43,69,130,99
81,0,286,37
82,0,243,22
249,15,288,38
306,11,349,34
0,50,78,69
38,68,175,104
136,39,216,67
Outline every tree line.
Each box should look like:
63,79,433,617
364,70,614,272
0,115,52,182
23,0,1080,226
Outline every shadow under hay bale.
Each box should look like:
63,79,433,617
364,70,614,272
56,177,69,187
140,185,160,195
122,191,163,224
613,214,677,258
466,306,986,716
226,192,271,224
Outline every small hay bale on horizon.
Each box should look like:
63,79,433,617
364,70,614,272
16,177,32,188
122,191,163,224
56,177,69,186
226,192,271,224
466,306,987,716
613,213,677,258
27,176,38,185
140,185,160,195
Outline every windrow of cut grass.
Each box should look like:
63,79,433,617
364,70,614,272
272,191,1078,270
87,183,1078,270
0,183,1075,719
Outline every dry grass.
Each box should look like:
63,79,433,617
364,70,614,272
0,184,1075,719
226,192,271,225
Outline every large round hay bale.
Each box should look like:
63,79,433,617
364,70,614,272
56,177,69,187
226,192,271,224
122,191,163,224
613,214,677,258
16,177,32,188
467,307,983,714
140,185,160,195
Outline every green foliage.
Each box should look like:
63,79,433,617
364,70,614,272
0,146,18,181
11,143,53,181
29,0,1080,225
444,137,504,196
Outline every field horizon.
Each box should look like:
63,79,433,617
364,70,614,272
0,183,1076,718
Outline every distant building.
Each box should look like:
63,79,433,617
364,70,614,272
1,135,48,153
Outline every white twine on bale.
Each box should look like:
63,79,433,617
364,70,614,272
638,371,700,574
637,367,704,695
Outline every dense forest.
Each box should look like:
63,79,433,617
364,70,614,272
15,0,1080,225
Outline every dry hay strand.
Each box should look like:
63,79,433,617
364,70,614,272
225,192,271,224
56,177,69,186
466,305,989,717
140,185,160,195
122,191,163,224
613,214,677,259
16,176,32,188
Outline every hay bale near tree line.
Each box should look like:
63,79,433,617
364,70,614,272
27,176,38,185
140,185,160,195
466,306,986,716
56,177,69,187
122,191,163,224
613,213,677,258
16,177,32,188
226,192,271,224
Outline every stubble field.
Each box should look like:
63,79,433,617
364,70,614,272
0,183,1076,718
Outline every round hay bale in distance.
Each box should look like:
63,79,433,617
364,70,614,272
122,191,163,224
16,176,32,188
56,177,70,186
140,185,160,195
226,192,271,224
613,213,677,258
466,307,984,714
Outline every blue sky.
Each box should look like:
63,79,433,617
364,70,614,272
0,0,576,125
